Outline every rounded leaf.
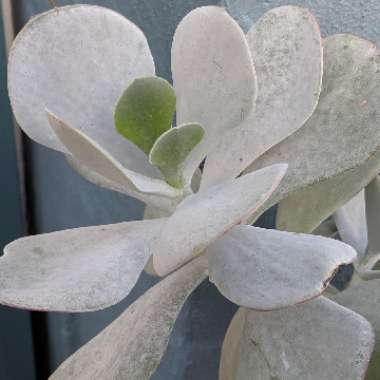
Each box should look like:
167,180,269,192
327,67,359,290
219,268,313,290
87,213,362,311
246,34,380,225
209,225,357,310
8,5,156,176
115,77,176,155
202,5,322,188
149,123,205,188
0,219,164,312
172,6,257,156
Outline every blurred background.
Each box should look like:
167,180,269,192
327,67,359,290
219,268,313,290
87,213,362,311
1,1,380,379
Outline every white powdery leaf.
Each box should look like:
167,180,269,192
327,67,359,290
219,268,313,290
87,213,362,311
334,190,368,259
172,5,257,163
0,219,164,312
49,256,208,380
8,4,157,177
153,164,288,276
202,5,322,188
246,34,380,225
225,298,374,380
209,225,356,310
48,111,182,208
333,279,380,379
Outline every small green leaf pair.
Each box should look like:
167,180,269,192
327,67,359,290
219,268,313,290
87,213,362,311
115,77,204,188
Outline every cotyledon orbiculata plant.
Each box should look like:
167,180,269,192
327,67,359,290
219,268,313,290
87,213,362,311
2,3,380,380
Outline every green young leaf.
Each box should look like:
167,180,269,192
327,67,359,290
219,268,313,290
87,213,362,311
149,123,204,188
114,77,176,154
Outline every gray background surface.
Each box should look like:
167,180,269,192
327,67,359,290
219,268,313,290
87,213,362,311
2,0,380,379
0,4,36,380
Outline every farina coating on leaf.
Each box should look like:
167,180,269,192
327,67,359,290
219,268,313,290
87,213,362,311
202,5,322,188
208,225,357,310
0,219,164,312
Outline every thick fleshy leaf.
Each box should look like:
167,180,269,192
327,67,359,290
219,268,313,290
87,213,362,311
334,191,368,258
225,298,374,380
202,5,322,188
115,77,176,155
334,279,380,379
48,111,182,207
209,225,356,310
365,176,380,253
0,219,164,312
153,164,288,276
149,123,205,188
245,34,380,225
49,256,208,380
8,5,157,177
172,5,257,160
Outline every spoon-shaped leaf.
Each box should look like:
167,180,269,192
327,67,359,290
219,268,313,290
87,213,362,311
172,5,257,163
245,34,380,225
149,123,204,188
202,5,322,188
115,77,176,155
0,219,164,312
209,225,356,310
8,5,157,176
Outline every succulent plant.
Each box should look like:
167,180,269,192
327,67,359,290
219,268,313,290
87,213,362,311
2,3,380,380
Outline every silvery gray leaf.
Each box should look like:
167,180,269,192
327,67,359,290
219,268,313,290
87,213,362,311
8,4,157,177
202,5,322,188
209,225,356,310
246,34,380,226
172,5,257,166
0,219,163,312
